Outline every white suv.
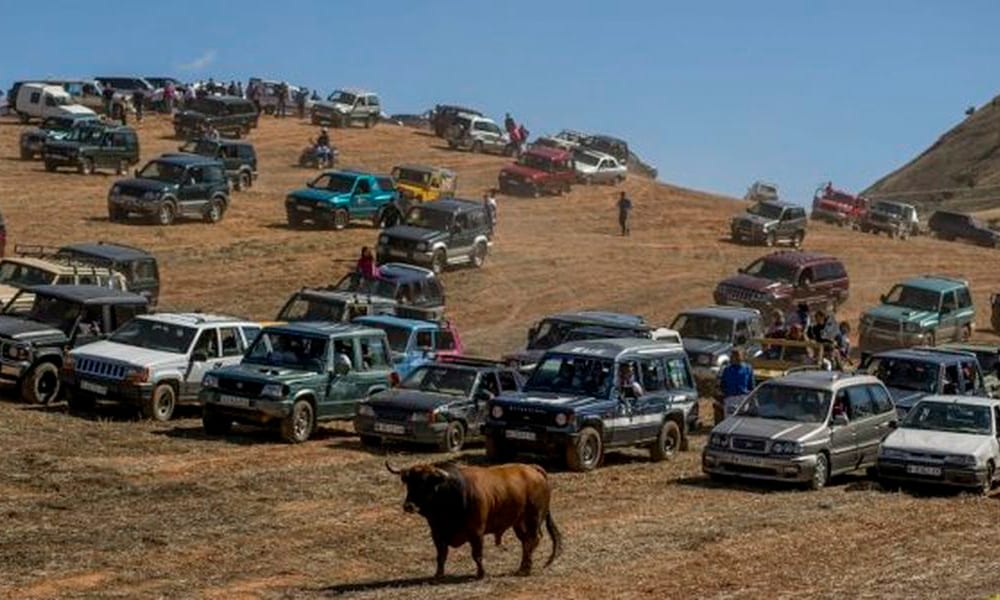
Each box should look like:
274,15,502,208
64,313,260,421
445,114,512,155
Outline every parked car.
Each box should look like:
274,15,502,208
581,134,629,165
498,146,576,197
376,198,493,274
310,89,381,128
19,113,102,160
751,337,829,383
63,314,260,420
249,79,310,115
173,96,259,139
670,306,764,395
42,125,139,175
859,200,920,239
714,251,850,320
355,356,523,452
353,315,462,378
0,285,148,404
858,276,974,354
484,338,698,471
431,104,482,137
0,251,127,310
46,79,113,113
939,342,1000,395
703,371,896,489
730,201,807,248
176,138,258,191
55,242,160,307
553,129,587,148
108,155,230,225
928,210,999,247
810,183,868,227
876,396,999,494
200,322,397,443
862,348,987,417
743,180,779,203
12,83,96,123
285,170,397,230
573,149,627,185
392,165,457,202
445,114,512,155
329,263,446,321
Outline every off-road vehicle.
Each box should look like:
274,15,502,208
714,251,850,319
0,285,148,404
376,198,493,274
858,276,974,354
859,200,920,239
927,210,999,247
12,83,96,123
938,342,1000,395
751,337,829,382
703,371,896,490
20,113,101,160
176,138,258,191
670,306,764,395
173,96,259,139
42,125,139,175
108,154,231,225
862,347,986,417
810,182,868,227
497,146,576,197
730,201,807,247
200,322,396,443
55,242,160,306
0,250,127,310
354,315,462,378
392,165,457,202
573,148,627,184
445,114,512,155
355,356,524,452
581,134,629,165
63,313,260,420
484,338,698,471
743,180,779,203
431,104,483,137
285,170,398,230
310,89,381,128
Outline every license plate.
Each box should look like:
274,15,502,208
906,464,942,477
80,380,107,396
727,453,765,467
218,394,250,408
296,205,312,212
374,422,405,435
505,429,536,441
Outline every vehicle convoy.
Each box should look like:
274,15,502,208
0,252,127,310
310,89,381,128
445,114,513,155
497,146,576,197
54,242,160,306
0,285,148,404
354,357,524,452
703,372,897,490
484,338,698,471
200,322,397,443
391,165,457,202
176,138,258,191
63,314,260,421
730,201,807,248
714,251,850,319
431,104,482,137
810,182,868,227
42,125,140,175
376,198,493,274
670,306,764,395
938,342,1000,395
285,170,398,230
12,83,97,123
108,155,231,225
859,200,920,239
743,180,779,204
353,315,462,378
173,96,259,139
862,348,986,417
927,210,999,247
857,276,974,354
19,114,102,160
876,396,1000,494
572,148,627,184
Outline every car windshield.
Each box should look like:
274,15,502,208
332,272,398,298
874,201,905,216
865,357,940,393
525,354,614,398
902,401,993,435
19,295,82,332
310,173,356,193
244,331,329,371
736,383,831,422
400,365,476,397
742,257,798,284
573,151,600,167
0,261,54,288
63,127,104,143
883,285,941,312
328,91,357,105
42,117,74,130
278,295,345,322
747,203,784,219
392,167,431,186
518,153,555,171
138,160,186,183
404,206,452,230
110,319,197,354
670,314,733,343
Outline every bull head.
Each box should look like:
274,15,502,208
388,462,456,516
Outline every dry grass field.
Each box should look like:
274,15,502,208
0,114,998,599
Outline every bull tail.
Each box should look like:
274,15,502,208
543,511,562,568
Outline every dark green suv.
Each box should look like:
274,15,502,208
859,276,975,355
376,198,493,274
173,96,259,139
108,155,231,225
175,138,258,191
42,125,140,175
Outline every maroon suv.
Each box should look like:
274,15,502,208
713,251,849,319
497,146,576,197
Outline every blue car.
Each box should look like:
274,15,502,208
285,170,398,230
353,315,463,378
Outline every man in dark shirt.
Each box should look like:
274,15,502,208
617,191,632,236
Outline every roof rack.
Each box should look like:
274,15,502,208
14,244,60,258
435,356,504,368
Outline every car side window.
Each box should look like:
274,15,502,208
639,359,665,393
368,96,379,107
241,326,261,347
734,321,750,346
957,287,972,309
188,167,203,185
425,280,444,304
941,291,957,313
845,385,874,419
435,330,457,351
479,373,500,397
29,92,41,104
961,360,982,393
205,166,225,183
355,179,371,194
359,336,389,370
799,267,815,287
994,407,1000,437
664,357,693,390
943,364,960,394
498,371,519,391
219,327,244,357
868,384,894,414
192,329,220,359
415,330,434,351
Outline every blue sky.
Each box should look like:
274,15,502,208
3,0,998,204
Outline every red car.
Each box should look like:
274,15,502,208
497,146,576,197
811,182,868,226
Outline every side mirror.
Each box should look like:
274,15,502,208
191,351,208,363
879,294,887,304
306,181,315,188
831,413,849,427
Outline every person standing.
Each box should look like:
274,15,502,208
163,81,175,114
296,88,307,119
276,82,288,118
102,86,115,118
716,349,755,423
616,191,633,236
483,190,498,230
131,89,144,123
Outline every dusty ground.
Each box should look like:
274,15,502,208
0,114,999,599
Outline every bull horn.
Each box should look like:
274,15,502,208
385,460,403,475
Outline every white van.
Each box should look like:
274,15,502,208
14,83,96,123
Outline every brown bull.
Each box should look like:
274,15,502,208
386,460,562,579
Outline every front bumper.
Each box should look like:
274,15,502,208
858,327,928,354
109,197,161,216
354,415,452,445
377,243,434,266
702,449,819,483
0,358,31,383
62,372,153,404
876,458,989,489
730,226,768,244
497,176,538,196
201,390,291,423
482,422,576,455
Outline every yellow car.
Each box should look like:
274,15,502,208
391,164,457,202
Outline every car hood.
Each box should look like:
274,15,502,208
369,388,465,411
574,162,599,174
863,304,937,325
718,273,787,293
314,101,350,112
886,386,929,409
175,109,209,121
501,164,545,179
0,315,64,341
495,391,601,411
214,362,323,386
732,214,777,228
713,416,826,442
58,105,97,117
115,178,176,193
683,338,732,357
288,187,348,204
384,225,443,243
883,427,993,458
71,340,184,369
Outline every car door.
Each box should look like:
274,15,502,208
937,291,958,341
466,371,498,432
844,384,881,469
631,357,669,444
479,121,502,152
449,213,475,259
828,388,858,473
322,337,362,419
350,178,373,217
186,328,222,398
178,166,208,217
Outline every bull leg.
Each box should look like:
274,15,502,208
433,537,449,579
514,521,540,576
470,535,486,579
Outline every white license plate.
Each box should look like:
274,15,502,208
296,205,312,212
505,429,536,441
374,422,405,435
906,464,942,476
218,394,250,408
80,380,107,396
727,453,765,467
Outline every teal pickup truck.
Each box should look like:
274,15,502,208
285,170,398,230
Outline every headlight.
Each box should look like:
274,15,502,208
202,375,218,389
378,234,388,244
770,441,804,455
410,411,433,423
261,383,286,399
416,242,428,252
491,405,504,419
903,322,922,333
142,191,159,200
709,433,728,448
696,354,711,366
879,447,907,460
554,413,568,427
944,454,976,466
357,404,375,417
124,367,150,384
4,343,31,361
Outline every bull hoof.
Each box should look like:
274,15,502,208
515,567,532,577
476,568,486,580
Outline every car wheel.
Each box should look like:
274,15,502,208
792,231,804,248
21,362,61,404
365,116,375,129
649,420,681,462
530,185,541,199
980,461,995,495
439,421,466,453
287,209,303,228
765,232,777,247
116,160,128,176
280,399,314,443
565,426,603,472
332,208,349,230
809,452,829,490
470,242,487,268
899,228,909,240
239,171,252,190
431,249,447,274
860,225,870,233
471,140,483,154
202,408,232,436
157,201,176,226
79,157,94,175
142,383,177,422
205,198,225,223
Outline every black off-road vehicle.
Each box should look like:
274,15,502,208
175,138,258,191
20,114,102,160
928,210,999,247
376,198,493,274
42,125,140,175
107,155,231,225
173,96,259,139
55,241,160,306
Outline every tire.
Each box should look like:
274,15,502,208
264,106,275,116
860,225,870,234
204,198,225,223
530,185,540,199
979,461,995,495
582,175,593,185
142,383,177,422
470,242,487,268
202,409,232,436
108,206,125,222
157,201,176,226
792,231,804,249
765,232,777,248
365,116,375,129
238,171,252,191
649,420,681,462
808,452,829,490
19,112,30,124
21,362,61,404
287,210,303,228
331,208,349,230
899,229,909,241
116,160,128,176
438,421,466,453
280,399,315,443
79,157,94,175
431,249,447,274
471,140,483,154
926,331,936,347
484,435,513,462
565,426,603,472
